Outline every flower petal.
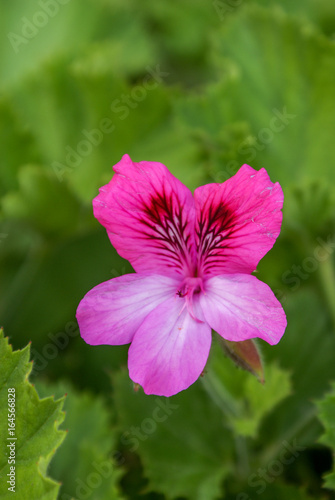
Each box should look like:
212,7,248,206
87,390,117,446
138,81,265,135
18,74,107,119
199,274,286,345
128,296,212,396
93,154,197,278
76,274,179,346
194,165,283,276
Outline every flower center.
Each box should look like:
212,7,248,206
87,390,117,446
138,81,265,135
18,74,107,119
176,277,204,322
177,276,203,296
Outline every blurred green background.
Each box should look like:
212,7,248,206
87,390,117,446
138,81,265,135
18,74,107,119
1,0,335,499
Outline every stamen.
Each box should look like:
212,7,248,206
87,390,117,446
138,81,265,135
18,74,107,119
176,277,204,323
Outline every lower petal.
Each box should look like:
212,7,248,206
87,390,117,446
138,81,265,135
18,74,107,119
128,296,212,397
199,274,286,345
76,274,179,346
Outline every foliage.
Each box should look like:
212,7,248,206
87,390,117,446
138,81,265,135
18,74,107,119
0,329,65,499
35,381,125,500
317,383,335,490
1,0,335,498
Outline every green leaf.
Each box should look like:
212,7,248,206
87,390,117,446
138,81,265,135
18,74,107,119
233,363,291,438
0,329,65,499
284,179,335,245
255,0,335,37
7,56,124,201
7,53,173,202
264,287,335,402
256,288,335,462
226,481,317,500
1,164,82,238
130,119,207,191
0,97,39,194
316,382,335,490
202,340,292,438
35,380,125,500
177,5,335,187
0,0,155,88
136,0,219,60
113,369,234,500
0,229,132,355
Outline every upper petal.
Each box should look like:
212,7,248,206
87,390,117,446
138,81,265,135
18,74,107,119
128,296,212,396
76,274,179,346
194,165,283,276
199,274,286,345
93,154,197,278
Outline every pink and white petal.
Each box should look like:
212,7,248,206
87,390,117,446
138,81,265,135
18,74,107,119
199,274,286,345
194,165,283,276
76,274,179,346
128,296,212,397
93,154,197,278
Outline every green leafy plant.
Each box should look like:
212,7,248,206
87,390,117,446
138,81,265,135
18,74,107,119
317,382,335,490
0,329,65,499
1,1,335,498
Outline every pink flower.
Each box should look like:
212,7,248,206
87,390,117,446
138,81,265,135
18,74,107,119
76,154,286,397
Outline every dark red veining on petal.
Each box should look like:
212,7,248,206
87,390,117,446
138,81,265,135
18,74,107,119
196,201,237,275
138,189,194,274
